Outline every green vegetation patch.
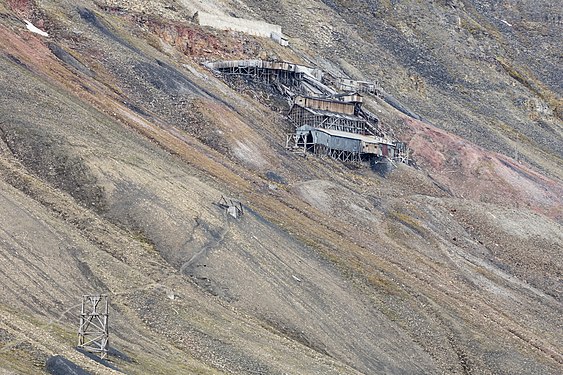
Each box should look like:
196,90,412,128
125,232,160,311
387,210,427,238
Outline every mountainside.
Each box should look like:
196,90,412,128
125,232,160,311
0,1,561,374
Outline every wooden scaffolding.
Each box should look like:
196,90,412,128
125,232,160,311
78,295,109,359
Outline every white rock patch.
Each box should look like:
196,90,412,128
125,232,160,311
24,20,48,37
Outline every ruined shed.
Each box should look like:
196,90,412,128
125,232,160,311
204,59,410,165
337,78,382,96
271,32,289,46
293,95,360,116
290,125,397,162
311,127,361,153
296,126,393,155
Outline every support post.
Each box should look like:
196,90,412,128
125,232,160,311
78,295,109,359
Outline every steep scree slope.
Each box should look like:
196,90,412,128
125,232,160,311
0,1,561,374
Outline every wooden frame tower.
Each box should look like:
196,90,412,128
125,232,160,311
78,294,109,359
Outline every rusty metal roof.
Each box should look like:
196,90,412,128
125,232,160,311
300,106,361,121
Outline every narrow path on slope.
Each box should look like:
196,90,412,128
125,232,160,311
179,210,231,275
0,209,232,355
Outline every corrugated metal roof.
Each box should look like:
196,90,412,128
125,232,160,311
316,128,393,145
314,130,360,152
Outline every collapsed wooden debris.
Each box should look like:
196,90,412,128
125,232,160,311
217,195,244,219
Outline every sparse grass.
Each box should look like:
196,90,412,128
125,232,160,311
366,273,408,297
459,7,503,41
492,119,563,173
46,322,77,346
132,355,219,375
460,17,485,36
494,120,534,146
145,33,164,53
0,350,46,374
246,194,414,299
496,57,562,121
496,57,532,89
387,210,426,237
130,230,156,248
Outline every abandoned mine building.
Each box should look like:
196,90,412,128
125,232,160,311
204,60,331,97
205,59,410,165
287,94,408,163
336,78,382,96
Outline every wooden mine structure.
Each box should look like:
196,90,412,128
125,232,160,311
286,126,397,163
288,94,385,136
287,94,408,163
204,60,334,97
337,78,382,97
289,107,368,134
205,59,410,165
78,295,109,359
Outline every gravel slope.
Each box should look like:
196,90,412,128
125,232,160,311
0,1,561,374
